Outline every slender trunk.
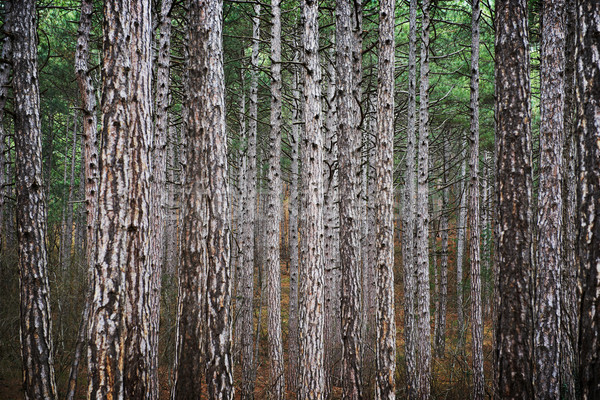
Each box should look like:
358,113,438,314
299,0,325,397
455,155,467,351
11,0,58,397
416,0,432,397
576,2,600,398
323,48,340,396
535,0,565,398
63,115,79,271
435,140,448,358
402,0,418,396
469,1,484,397
375,0,396,396
287,62,301,394
336,0,363,397
266,1,284,397
66,0,99,397
494,0,534,397
239,5,260,398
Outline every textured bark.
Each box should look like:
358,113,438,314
434,140,448,358
12,0,58,398
560,1,578,397
324,48,340,396
402,0,418,396
238,4,260,398
534,0,565,398
416,0,432,397
299,0,325,397
198,1,234,396
0,1,11,251
336,0,363,397
123,0,154,396
287,62,301,395
455,156,467,350
61,116,78,272
375,0,396,397
88,1,131,396
469,1,484,397
266,1,284,397
576,1,600,398
149,0,173,390
494,0,534,397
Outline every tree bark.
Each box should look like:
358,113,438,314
336,0,363,397
535,0,565,398
494,0,534,397
402,0,418,397
435,140,449,358
576,1,600,398
416,0,432,397
455,155,467,351
266,1,284,397
375,0,396,397
469,1,484,397
299,0,325,398
0,1,11,252
238,5,260,398
11,0,58,397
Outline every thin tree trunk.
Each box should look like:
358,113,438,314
266,1,284,397
416,0,432,397
63,115,79,271
576,1,600,398
375,0,396,396
238,5,260,398
287,60,301,394
469,1,484,397
11,0,58,397
336,0,363,397
299,0,325,397
435,140,448,358
402,0,418,396
455,155,467,351
65,0,99,396
534,0,565,398
494,0,534,397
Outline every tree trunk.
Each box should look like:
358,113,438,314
435,139,449,358
238,5,260,398
416,0,432,397
65,0,99,396
299,0,325,397
402,0,418,396
576,1,600,398
287,59,301,395
266,1,284,397
469,1,484,397
494,0,534,397
535,0,565,398
375,0,396,397
455,155,467,351
336,0,363,397
0,1,11,252
11,0,58,397
560,1,578,397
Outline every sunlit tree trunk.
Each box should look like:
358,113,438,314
534,0,565,398
494,0,534,397
299,0,325,397
266,0,284,397
375,0,396,397
12,0,58,397
576,1,600,398
469,1,484,397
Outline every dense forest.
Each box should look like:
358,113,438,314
0,0,599,399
